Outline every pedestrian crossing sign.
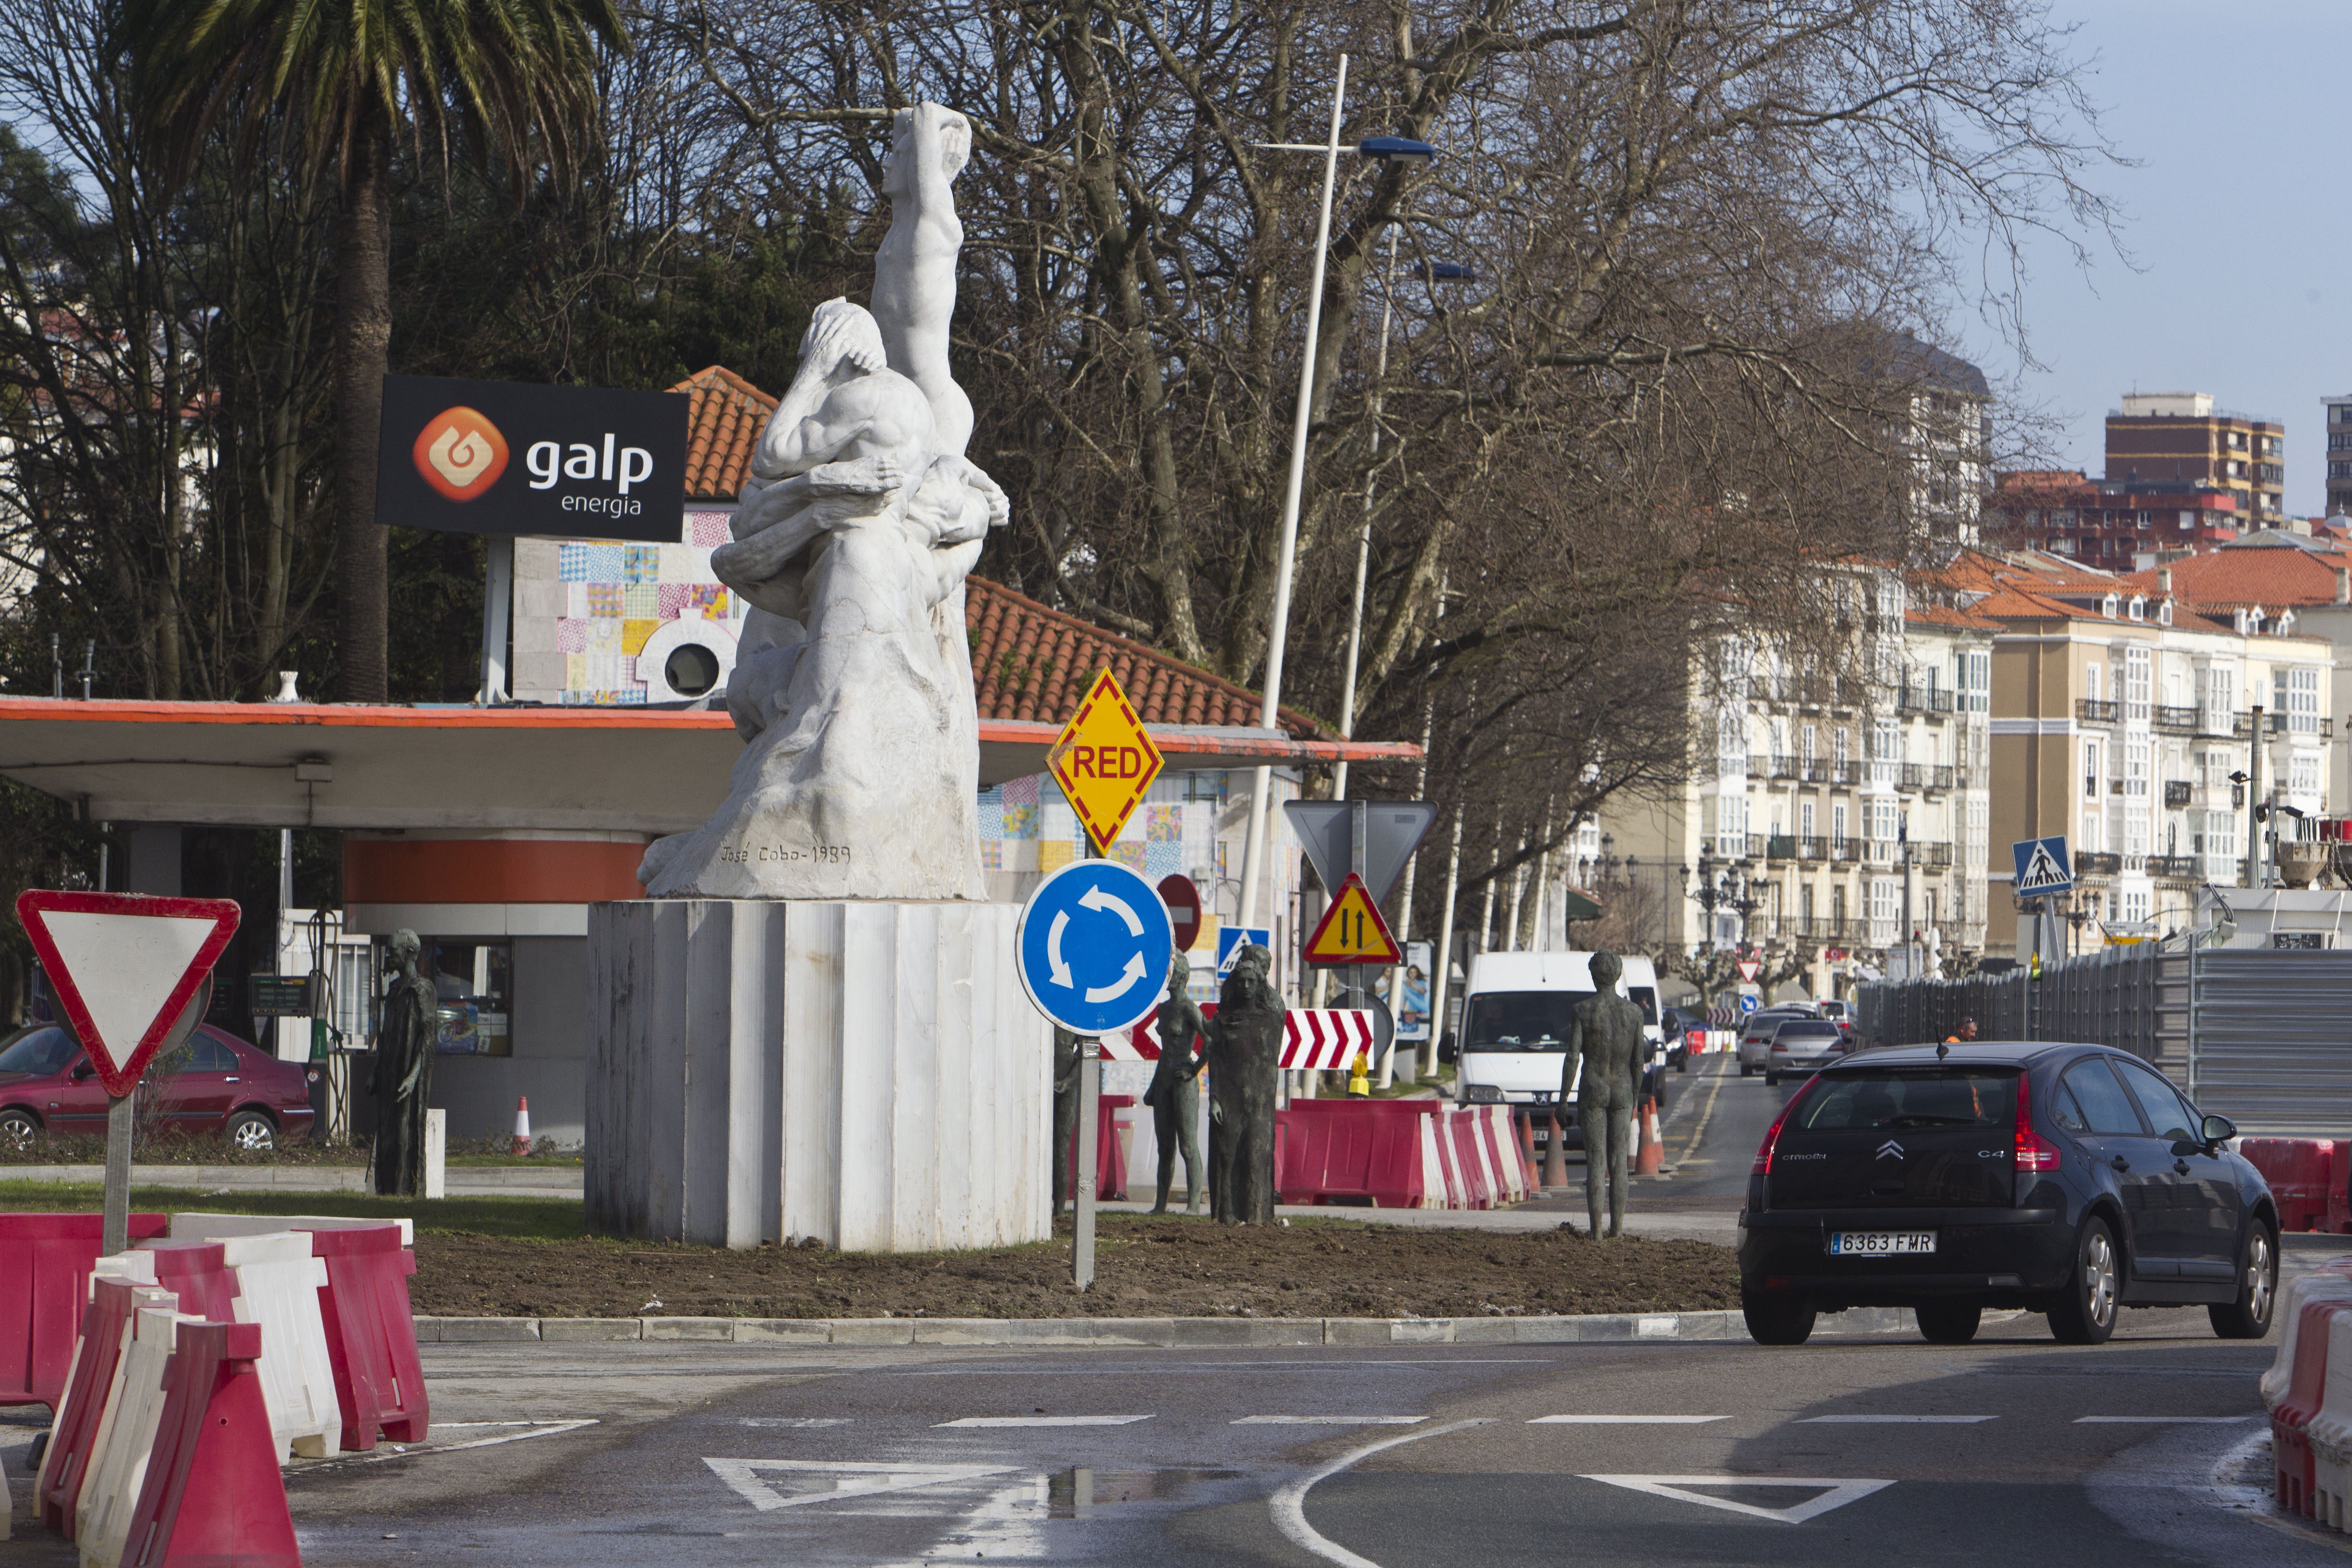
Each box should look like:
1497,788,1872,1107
2012,835,2073,896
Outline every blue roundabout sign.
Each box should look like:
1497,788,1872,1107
1016,859,1176,1034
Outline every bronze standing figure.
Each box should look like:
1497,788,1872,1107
370,930,438,1198
1565,950,1645,1237
1144,946,1208,1214
1204,943,1283,1225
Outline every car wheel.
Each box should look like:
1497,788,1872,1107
1764,1070,1779,1087
2047,1217,2120,1345
1743,1289,1817,1346
2210,1221,2278,1340
0,1107,40,1153
1740,1062,1753,1078
1915,1300,1983,1344
225,1110,277,1153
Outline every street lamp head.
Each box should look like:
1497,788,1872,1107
1415,261,1476,282
1359,135,1438,167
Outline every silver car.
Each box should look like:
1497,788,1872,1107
1736,1005,1820,1076
1764,1018,1847,1085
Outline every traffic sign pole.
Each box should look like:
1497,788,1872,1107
102,1090,134,1255
1075,1040,1100,1291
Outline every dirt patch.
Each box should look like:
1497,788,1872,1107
408,1214,1739,1320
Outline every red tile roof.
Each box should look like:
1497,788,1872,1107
966,576,1324,737
2114,545,2352,610
669,366,776,503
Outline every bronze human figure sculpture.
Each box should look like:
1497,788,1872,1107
370,930,438,1198
1204,943,1283,1225
1050,1025,1082,1210
1144,946,1208,1214
1564,949,1645,1238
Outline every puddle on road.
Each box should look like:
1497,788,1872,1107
1046,1467,1240,1517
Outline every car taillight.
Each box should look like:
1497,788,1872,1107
1770,1041,1788,1053
2014,1072,2062,1173
1752,1082,1815,1175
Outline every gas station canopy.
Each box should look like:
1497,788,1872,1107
0,698,1421,835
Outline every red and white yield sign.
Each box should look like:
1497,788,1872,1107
15,891,240,1096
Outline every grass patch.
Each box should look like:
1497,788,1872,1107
0,1183,587,1242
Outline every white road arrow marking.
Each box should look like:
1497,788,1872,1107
1084,952,1148,1004
1079,884,1145,935
1580,1474,1894,1524
1047,911,1075,989
703,1458,1017,1511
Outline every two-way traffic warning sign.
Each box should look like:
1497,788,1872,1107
15,891,240,1096
1048,669,1165,853
1302,873,1403,967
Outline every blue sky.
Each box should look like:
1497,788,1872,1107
1969,1,2349,512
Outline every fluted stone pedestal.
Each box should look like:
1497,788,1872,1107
585,899,1052,1251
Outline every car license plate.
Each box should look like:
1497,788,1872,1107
1828,1231,1936,1257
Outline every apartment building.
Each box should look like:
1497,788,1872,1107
2105,392,2284,527
1986,469,2242,564
1594,564,1994,990
2326,394,2352,517
1963,551,2333,956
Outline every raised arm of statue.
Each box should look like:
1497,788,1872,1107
873,102,974,457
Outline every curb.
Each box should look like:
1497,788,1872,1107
417,1306,1920,1348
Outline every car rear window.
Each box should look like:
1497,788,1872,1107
1461,991,1591,1052
1776,1021,1840,1038
1796,1068,2019,1130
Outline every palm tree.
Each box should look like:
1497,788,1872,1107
113,0,626,701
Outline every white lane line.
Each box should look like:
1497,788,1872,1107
1671,1059,1730,1164
739,1417,854,1428
704,1458,1018,1512
1531,1415,1730,1425
2073,1415,2258,1424
1584,1474,1895,1524
935,1415,1153,1428
293,1420,600,1470
1798,1415,1996,1424
1237,1416,1429,1425
1270,1418,1494,1568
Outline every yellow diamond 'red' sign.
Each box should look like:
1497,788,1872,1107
1049,668,1165,853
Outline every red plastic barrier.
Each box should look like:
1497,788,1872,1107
306,1223,428,1452
119,1319,300,1568
1274,1101,1445,1209
0,1213,168,1409
2277,1298,2342,1513
2330,1140,2352,1237
1064,1093,1133,1202
36,1276,146,1533
143,1240,242,1324
2245,1139,2336,1233
1446,1112,1494,1210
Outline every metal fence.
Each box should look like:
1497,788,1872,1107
1859,946,2352,1137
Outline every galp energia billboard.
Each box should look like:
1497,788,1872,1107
376,373,690,544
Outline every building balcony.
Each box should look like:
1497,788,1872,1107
1897,686,1956,715
2146,854,2200,880
2074,850,2122,876
2164,780,2193,808
1796,835,1828,860
1766,754,1801,780
2232,712,2292,740
1895,762,1957,792
1907,841,1955,869
2077,699,2119,724
1831,836,1862,863
2153,705,2198,735
1765,833,1798,860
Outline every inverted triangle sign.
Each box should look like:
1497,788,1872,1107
16,891,240,1096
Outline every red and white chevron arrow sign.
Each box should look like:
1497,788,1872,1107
1112,1006,1375,1068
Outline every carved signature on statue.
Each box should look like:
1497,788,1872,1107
718,843,855,865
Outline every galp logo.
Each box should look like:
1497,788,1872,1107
412,406,509,501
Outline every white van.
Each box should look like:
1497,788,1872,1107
1453,952,1663,1134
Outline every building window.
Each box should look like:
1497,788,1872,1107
1801,800,1815,839
1801,723,1817,760
2290,666,2320,734
2083,737,2102,797
1958,649,1989,712
2085,663,2102,702
2120,888,2150,925
1869,878,1898,944
1869,797,1899,844
2125,738,2149,797
2082,811,2101,853
425,941,513,1056
2292,753,2322,796
1833,802,1848,845
1834,727,1851,766
2125,647,2151,721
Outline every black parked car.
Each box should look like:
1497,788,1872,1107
1738,1041,2276,1348
1661,1008,1705,1072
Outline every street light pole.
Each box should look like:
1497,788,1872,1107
1236,52,1350,935
1332,220,1400,806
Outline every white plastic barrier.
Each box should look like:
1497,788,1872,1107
77,1303,193,1568
212,1231,339,1461
2310,1310,2352,1531
169,1212,416,1247
1481,1106,1528,1203
2266,1270,2352,1411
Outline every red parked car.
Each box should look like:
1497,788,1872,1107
0,1022,316,1152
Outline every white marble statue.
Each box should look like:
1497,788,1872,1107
639,103,1004,900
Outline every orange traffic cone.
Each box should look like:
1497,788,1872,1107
511,1096,532,1157
1635,1096,1664,1176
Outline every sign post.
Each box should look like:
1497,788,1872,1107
15,892,239,1252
